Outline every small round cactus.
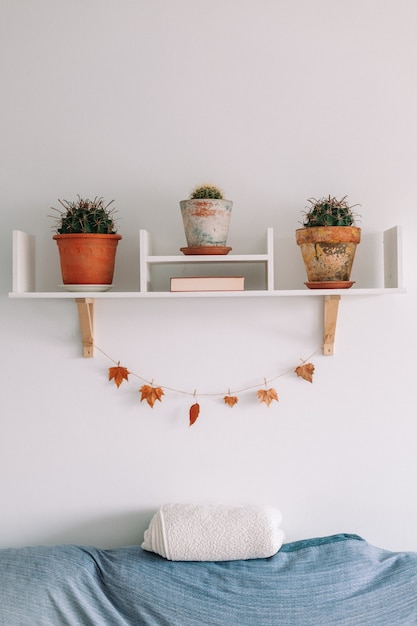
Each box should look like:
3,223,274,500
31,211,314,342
189,184,224,200
51,195,118,234
302,195,360,227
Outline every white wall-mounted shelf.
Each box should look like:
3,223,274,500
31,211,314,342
9,227,406,358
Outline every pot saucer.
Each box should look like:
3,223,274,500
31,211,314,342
180,246,232,255
305,281,355,289
60,284,113,292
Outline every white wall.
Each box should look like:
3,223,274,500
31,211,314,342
1,0,417,552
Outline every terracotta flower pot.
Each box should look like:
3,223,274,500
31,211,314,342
179,198,233,249
296,226,361,284
53,233,122,285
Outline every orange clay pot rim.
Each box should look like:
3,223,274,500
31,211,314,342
296,226,361,244
53,233,122,239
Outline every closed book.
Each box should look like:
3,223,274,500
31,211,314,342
170,276,245,292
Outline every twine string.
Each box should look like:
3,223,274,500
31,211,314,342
97,343,320,398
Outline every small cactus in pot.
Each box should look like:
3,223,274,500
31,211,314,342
51,195,122,287
296,195,361,287
180,183,233,253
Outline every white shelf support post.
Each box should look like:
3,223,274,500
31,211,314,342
266,227,274,290
76,298,94,358
13,230,36,293
139,229,152,292
323,295,341,356
384,226,403,288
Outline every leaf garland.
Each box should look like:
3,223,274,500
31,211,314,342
105,348,317,425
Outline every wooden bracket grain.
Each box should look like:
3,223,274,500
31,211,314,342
323,295,341,356
76,298,94,358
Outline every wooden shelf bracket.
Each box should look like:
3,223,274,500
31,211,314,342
76,298,94,357
323,295,341,356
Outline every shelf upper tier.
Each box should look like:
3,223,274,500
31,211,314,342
9,226,405,298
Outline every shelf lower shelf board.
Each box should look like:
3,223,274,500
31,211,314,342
9,287,406,299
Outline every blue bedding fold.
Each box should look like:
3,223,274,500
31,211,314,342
1,533,416,625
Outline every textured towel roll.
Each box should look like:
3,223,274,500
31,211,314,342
141,503,285,561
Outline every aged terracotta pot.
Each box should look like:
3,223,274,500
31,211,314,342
180,198,233,250
296,226,361,284
53,233,122,284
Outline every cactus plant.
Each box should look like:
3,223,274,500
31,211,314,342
189,184,224,200
51,195,121,287
180,183,232,251
296,194,362,287
51,195,118,234
302,195,360,227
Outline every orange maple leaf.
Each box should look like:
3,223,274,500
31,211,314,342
189,403,200,426
108,364,129,388
295,362,315,383
224,395,238,407
140,384,164,408
257,388,278,407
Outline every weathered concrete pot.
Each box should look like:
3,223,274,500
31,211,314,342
296,226,361,284
180,198,233,248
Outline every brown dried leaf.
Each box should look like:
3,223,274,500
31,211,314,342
108,364,129,388
224,395,238,408
257,388,278,407
140,384,164,408
295,362,315,383
189,403,200,426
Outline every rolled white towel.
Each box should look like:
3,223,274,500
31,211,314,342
141,503,285,561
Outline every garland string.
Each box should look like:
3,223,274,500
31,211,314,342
95,343,320,399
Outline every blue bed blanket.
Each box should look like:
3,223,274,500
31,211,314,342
1,533,417,625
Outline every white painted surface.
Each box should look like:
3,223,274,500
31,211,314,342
1,0,416,552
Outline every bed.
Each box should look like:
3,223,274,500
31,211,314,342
1,533,417,625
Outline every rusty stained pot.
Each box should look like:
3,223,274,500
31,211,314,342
180,198,233,248
295,226,361,283
53,233,122,284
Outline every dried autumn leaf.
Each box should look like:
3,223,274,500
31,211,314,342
140,385,164,408
257,388,278,407
224,395,238,408
189,403,200,426
295,362,315,383
108,364,129,388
